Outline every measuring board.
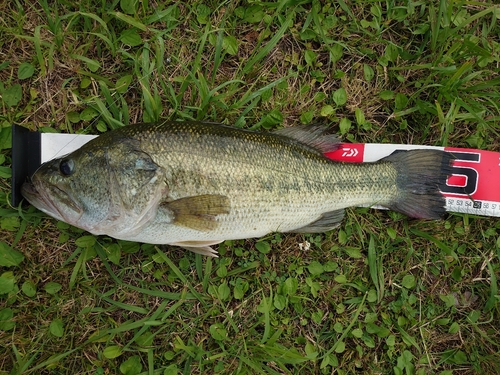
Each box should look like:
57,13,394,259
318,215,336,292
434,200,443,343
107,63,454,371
12,124,498,217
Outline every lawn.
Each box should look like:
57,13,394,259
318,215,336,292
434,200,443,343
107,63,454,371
0,1,499,374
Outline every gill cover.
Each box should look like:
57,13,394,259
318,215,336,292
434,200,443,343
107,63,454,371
107,139,163,211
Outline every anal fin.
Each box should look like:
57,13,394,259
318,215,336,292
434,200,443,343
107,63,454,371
289,209,344,233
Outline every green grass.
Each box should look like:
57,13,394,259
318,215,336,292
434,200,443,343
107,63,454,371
1,0,500,374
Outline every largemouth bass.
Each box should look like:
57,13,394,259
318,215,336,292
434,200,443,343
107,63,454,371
22,121,453,256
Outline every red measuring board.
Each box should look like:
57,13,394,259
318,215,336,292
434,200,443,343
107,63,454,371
325,144,500,217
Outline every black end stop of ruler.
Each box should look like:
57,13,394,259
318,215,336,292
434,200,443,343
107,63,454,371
11,124,41,207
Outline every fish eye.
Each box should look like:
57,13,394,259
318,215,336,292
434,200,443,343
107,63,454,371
59,159,75,176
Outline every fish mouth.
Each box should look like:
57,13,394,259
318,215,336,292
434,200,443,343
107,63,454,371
21,178,83,222
20,180,38,201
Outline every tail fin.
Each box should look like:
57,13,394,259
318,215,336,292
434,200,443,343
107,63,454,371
382,149,454,219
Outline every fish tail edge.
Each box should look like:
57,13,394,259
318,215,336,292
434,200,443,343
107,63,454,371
382,149,455,219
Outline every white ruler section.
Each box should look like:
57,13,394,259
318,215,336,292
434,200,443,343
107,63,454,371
41,133,97,163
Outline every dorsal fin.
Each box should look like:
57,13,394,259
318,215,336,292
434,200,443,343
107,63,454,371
273,125,341,153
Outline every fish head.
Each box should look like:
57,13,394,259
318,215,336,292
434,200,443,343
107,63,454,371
21,135,166,237
21,144,115,232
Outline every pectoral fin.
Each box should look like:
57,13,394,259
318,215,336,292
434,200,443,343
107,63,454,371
289,209,344,233
171,240,223,257
161,194,230,231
